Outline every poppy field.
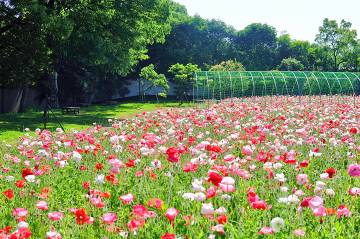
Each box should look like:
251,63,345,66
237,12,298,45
0,96,359,239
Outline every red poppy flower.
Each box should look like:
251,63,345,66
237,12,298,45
2,189,14,200
349,127,357,134
15,180,25,188
325,168,336,178
208,171,223,186
166,147,180,163
161,232,175,239
82,181,90,189
74,208,91,225
21,168,33,179
147,198,163,209
299,160,309,168
95,162,103,170
217,215,228,224
183,162,198,172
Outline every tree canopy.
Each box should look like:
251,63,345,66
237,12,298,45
139,64,169,99
1,0,171,89
1,1,359,105
209,60,245,72
278,58,305,71
316,18,359,71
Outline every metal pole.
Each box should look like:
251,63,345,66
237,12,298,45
302,72,312,104
290,71,301,103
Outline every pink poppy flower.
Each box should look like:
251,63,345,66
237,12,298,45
211,224,225,235
147,198,163,209
309,196,323,210
206,187,217,199
312,206,327,217
348,187,360,196
293,229,306,237
119,193,134,205
127,219,145,231
165,208,179,222
258,227,274,234
102,212,117,224
296,174,309,185
46,230,62,239
36,201,48,211
337,205,351,218
132,205,149,218
242,145,253,156
348,164,360,177
12,208,28,218
48,212,64,221
90,197,104,208
220,184,235,193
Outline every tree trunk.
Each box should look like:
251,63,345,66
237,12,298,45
333,50,338,72
19,87,27,113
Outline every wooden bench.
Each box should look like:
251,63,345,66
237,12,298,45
62,107,80,115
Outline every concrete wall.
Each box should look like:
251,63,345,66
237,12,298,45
115,79,177,98
0,88,45,113
0,78,183,113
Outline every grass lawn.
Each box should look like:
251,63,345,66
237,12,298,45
0,102,193,143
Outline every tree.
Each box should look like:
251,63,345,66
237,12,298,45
139,64,169,101
315,18,358,71
275,34,292,66
168,63,200,104
147,12,237,74
209,60,245,71
1,0,172,103
278,58,304,71
236,23,277,70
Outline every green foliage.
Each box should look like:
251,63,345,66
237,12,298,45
1,0,359,99
236,23,277,70
316,18,358,71
168,63,200,102
139,64,169,98
209,60,245,72
278,58,305,71
147,14,237,74
1,0,172,90
275,34,317,70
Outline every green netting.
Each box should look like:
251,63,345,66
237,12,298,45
193,71,360,101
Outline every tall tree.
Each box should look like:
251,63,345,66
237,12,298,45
315,18,358,71
1,0,172,100
236,23,277,70
147,6,237,74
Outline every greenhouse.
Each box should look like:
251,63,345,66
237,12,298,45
193,71,360,101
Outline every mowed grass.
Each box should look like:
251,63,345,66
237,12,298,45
0,102,194,143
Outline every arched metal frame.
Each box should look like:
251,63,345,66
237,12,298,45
320,72,332,95
302,72,312,96
249,72,255,97
279,72,290,95
269,71,279,95
193,71,360,103
332,72,343,94
259,72,267,96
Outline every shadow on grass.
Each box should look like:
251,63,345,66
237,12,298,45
0,101,194,137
